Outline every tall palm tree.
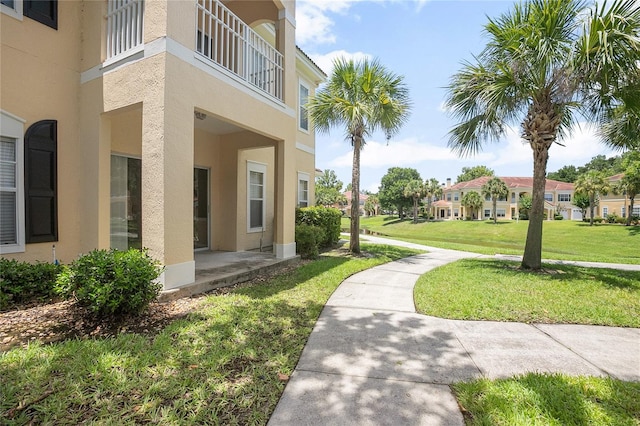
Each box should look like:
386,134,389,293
615,156,640,225
308,57,411,253
424,178,443,219
444,0,640,269
575,170,611,226
482,177,509,224
404,180,425,224
461,191,483,220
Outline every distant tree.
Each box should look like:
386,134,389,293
424,178,443,219
378,167,421,218
615,156,640,225
461,191,483,220
363,195,379,216
455,166,495,184
345,183,353,192
578,155,620,176
547,165,579,183
573,192,591,220
308,57,411,253
575,171,611,226
315,169,345,207
404,180,425,224
482,177,509,224
519,194,533,219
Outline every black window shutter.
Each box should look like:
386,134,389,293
24,0,58,30
25,120,58,243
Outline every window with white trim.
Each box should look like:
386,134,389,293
558,193,571,202
299,81,309,131
454,208,459,217
1,0,23,20
248,162,266,232
453,192,459,201
633,206,640,217
544,193,553,202
622,206,626,217
602,206,608,217
0,111,25,253
298,172,309,208
496,209,506,218
484,209,491,218
446,193,451,201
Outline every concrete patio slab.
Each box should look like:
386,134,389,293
268,370,464,426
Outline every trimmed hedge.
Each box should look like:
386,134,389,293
0,259,61,310
56,249,163,317
295,206,341,257
295,206,341,247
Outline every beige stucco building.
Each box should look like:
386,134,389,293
434,176,579,221
593,173,640,219
1,0,325,289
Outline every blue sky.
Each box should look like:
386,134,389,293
295,0,618,192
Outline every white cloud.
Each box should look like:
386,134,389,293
329,136,493,169
296,0,355,46
309,50,373,76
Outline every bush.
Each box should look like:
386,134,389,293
616,216,627,224
606,213,619,224
56,249,162,317
519,213,529,220
593,217,605,223
295,224,324,259
295,206,341,248
554,214,564,220
0,259,61,310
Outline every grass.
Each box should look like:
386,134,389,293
0,244,419,425
453,373,640,425
346,216,640,264
414,258,640,327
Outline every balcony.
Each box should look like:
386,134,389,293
104,0,283,101
195,0,283,101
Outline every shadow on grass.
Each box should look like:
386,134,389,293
474,259,640,292
626,225,640,236
453,373,640,425
482,221,511,225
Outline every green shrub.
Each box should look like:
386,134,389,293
295,224,324,259
593,217,605,223
554,214,564,220
0,259,61,310
606,213,619,223
295,206,341,248
56,249,162,317
616,216,627,224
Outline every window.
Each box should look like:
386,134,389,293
0,111,25,253
484,209,491,218
496,209,506,218
247,162,266,232
511,192,515,203
446,193,451,201
110,155,142,250
1,0,23,20
25,120,58,243
299,82,309,131
24,0,57,29
298,172,309,208
454,208,459,217
544,193,553,202
633,206,640,217
558,193,571,202
453,192,459,201
622,206,626,218
602,206,608,217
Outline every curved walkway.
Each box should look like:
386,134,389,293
269,236,640,425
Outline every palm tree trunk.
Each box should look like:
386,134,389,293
589,195,595,226
626,196,635,226
413,198,418,223
350,137,362,253
493,199,497,224
521,146,549,270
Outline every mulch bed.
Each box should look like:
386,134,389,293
1,261,305,352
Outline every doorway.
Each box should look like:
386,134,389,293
193,167,209,250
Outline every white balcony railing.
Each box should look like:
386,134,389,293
196,0,283,101
106,0,144,61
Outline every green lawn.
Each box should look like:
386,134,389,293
414,258,640,327
0,244,419,425
346,216,640,264
453,373,640,425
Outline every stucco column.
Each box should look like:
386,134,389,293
141,92,195,290
273,138,296,259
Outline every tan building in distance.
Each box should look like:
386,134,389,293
434,176,579,221
595,173,640,219
1,0,325,289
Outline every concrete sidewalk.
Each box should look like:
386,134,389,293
268,236,640,425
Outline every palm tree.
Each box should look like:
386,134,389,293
404,180,425,224
424,178,443,219
461,191,483,220
575,171,611,226
482,177,509,224
444,0,640,269
308,57,411,253
615,157,640,226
